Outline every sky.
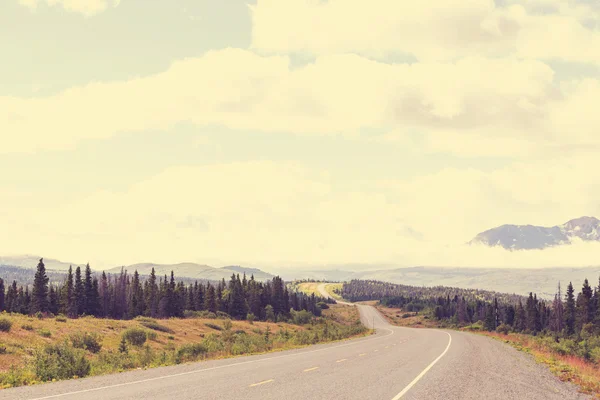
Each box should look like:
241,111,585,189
1,0,600,270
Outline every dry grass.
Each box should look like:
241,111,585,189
296,282,321,296
324,283,343,300
0,313,303,374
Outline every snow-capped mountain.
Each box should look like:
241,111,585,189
469,216,600,250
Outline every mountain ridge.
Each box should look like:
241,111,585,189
470,216,600,250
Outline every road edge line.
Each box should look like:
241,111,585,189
390,331,452,400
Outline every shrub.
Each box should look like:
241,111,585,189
496,324,511,334
38,329,52,338
136,318,174,334
35,312,43,320
146,331,158,341
401,313,412,319
223,319,233,331
33,342,90,381
205,322,222,331
122,328,147,346
246,313,255,324
55,315,67,323
176,343,208,363
21,324,34,331
0,318,12,332
0,343,6,354
70,332,102,353
317,302,329,310
216,311,231,319
291,310,313,325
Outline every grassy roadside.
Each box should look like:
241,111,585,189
0,306,368,389
374,304,600,399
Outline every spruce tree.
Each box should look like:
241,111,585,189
0,278,4,312
564,282,576,335
74,266,84,316
31,258,49,313
83,264,97,315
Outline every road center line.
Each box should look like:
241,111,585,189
390,332,452,400
359,353,366,356
303,367,319,372
336,359,347,363
249,379,274,387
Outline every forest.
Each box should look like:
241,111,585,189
342,279,600,338
0,259,332,322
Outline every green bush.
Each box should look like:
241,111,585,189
21,323,34,331
246,313,255,324
55,315,67,323
33,342,90,381
122,328,147,346
0,318,12,332
146,331,158,341
176,343,208,363
205,322,222,331
291,310,313,325
184,310,217,319
70,332,102,353
136,318,174,334
35,312,43,320
0,343,6,354
496,324,511,334
317,302,329,310
216,311,231,320
38,329,52,338
223,319,233,331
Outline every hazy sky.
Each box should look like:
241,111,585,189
2,0,600,269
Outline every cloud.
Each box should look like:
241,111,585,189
3,156,600,268
250,0,600,65
0,49,573,157
17,0,121,17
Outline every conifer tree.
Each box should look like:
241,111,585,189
0,278,4,312
564,282,576,335
74,266,84,315
31,258,49,313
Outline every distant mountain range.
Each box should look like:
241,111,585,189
470,216,600,250
0,255,275,282
105,263,275,281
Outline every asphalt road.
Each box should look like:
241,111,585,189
1,286,589,400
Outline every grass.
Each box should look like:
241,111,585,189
0,305,368,389
376,304,600,399
295,282,345,301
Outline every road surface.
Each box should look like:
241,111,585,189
1,285,588,400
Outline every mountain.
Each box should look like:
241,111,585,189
470,216,600,250
0,255,84,271
106,262,275,281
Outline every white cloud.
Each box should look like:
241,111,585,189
17,0,121,17
250,0,600,65
3,156,600,268
0,49,566,156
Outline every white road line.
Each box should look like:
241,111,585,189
26,326,395,400
390,332,452,400
336,359,347,363
359,353,366,357
249,379,274,387
303,367,319,372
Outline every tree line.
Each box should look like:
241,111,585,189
342,279,600,337
0,258,332,321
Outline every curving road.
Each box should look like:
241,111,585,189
1,285,588,400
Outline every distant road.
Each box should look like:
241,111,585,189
2,286,588,400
